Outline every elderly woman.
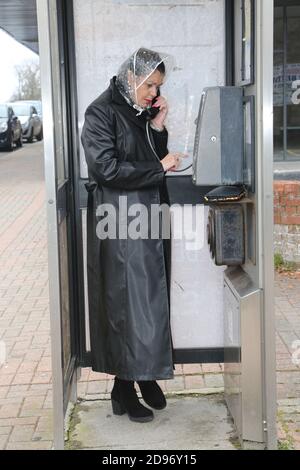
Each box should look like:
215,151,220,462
81,47,185,423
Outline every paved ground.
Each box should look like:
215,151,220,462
0,143,299,450
67,395,237,451
0,143,52,450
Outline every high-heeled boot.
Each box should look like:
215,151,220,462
137,381,167,410
111,377,154,423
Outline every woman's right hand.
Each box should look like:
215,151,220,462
160,153,188,172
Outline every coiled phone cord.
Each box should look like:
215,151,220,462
146,121,193,173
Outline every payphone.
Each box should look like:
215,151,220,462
192,85,265,446
192,86,254,267
192,87,244,187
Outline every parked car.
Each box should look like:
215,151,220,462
7,101,43,142
0,104,23,151
20,100,43,121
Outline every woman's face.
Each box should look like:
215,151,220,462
131,69,165,108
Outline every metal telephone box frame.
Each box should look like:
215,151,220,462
37,0,277,450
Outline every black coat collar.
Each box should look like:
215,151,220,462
110,76,150,129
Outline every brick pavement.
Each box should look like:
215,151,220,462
0,144,52,450
0,143,299,449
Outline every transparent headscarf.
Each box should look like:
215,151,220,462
115,47,175,115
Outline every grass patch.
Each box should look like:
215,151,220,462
278,439,294,450
274,253,297,273
277,410,295,450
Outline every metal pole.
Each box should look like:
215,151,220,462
36,0,65,450
256,0,277,450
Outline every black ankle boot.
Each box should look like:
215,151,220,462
137,381,167,410
111,377,154,423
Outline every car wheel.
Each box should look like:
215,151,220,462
36,127,43,141
27,129,34,143
16,134,23,148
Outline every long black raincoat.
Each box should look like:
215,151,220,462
81,77,174,381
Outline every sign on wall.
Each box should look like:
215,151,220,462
274,63,300,106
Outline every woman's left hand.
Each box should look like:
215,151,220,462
151,96,168,130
